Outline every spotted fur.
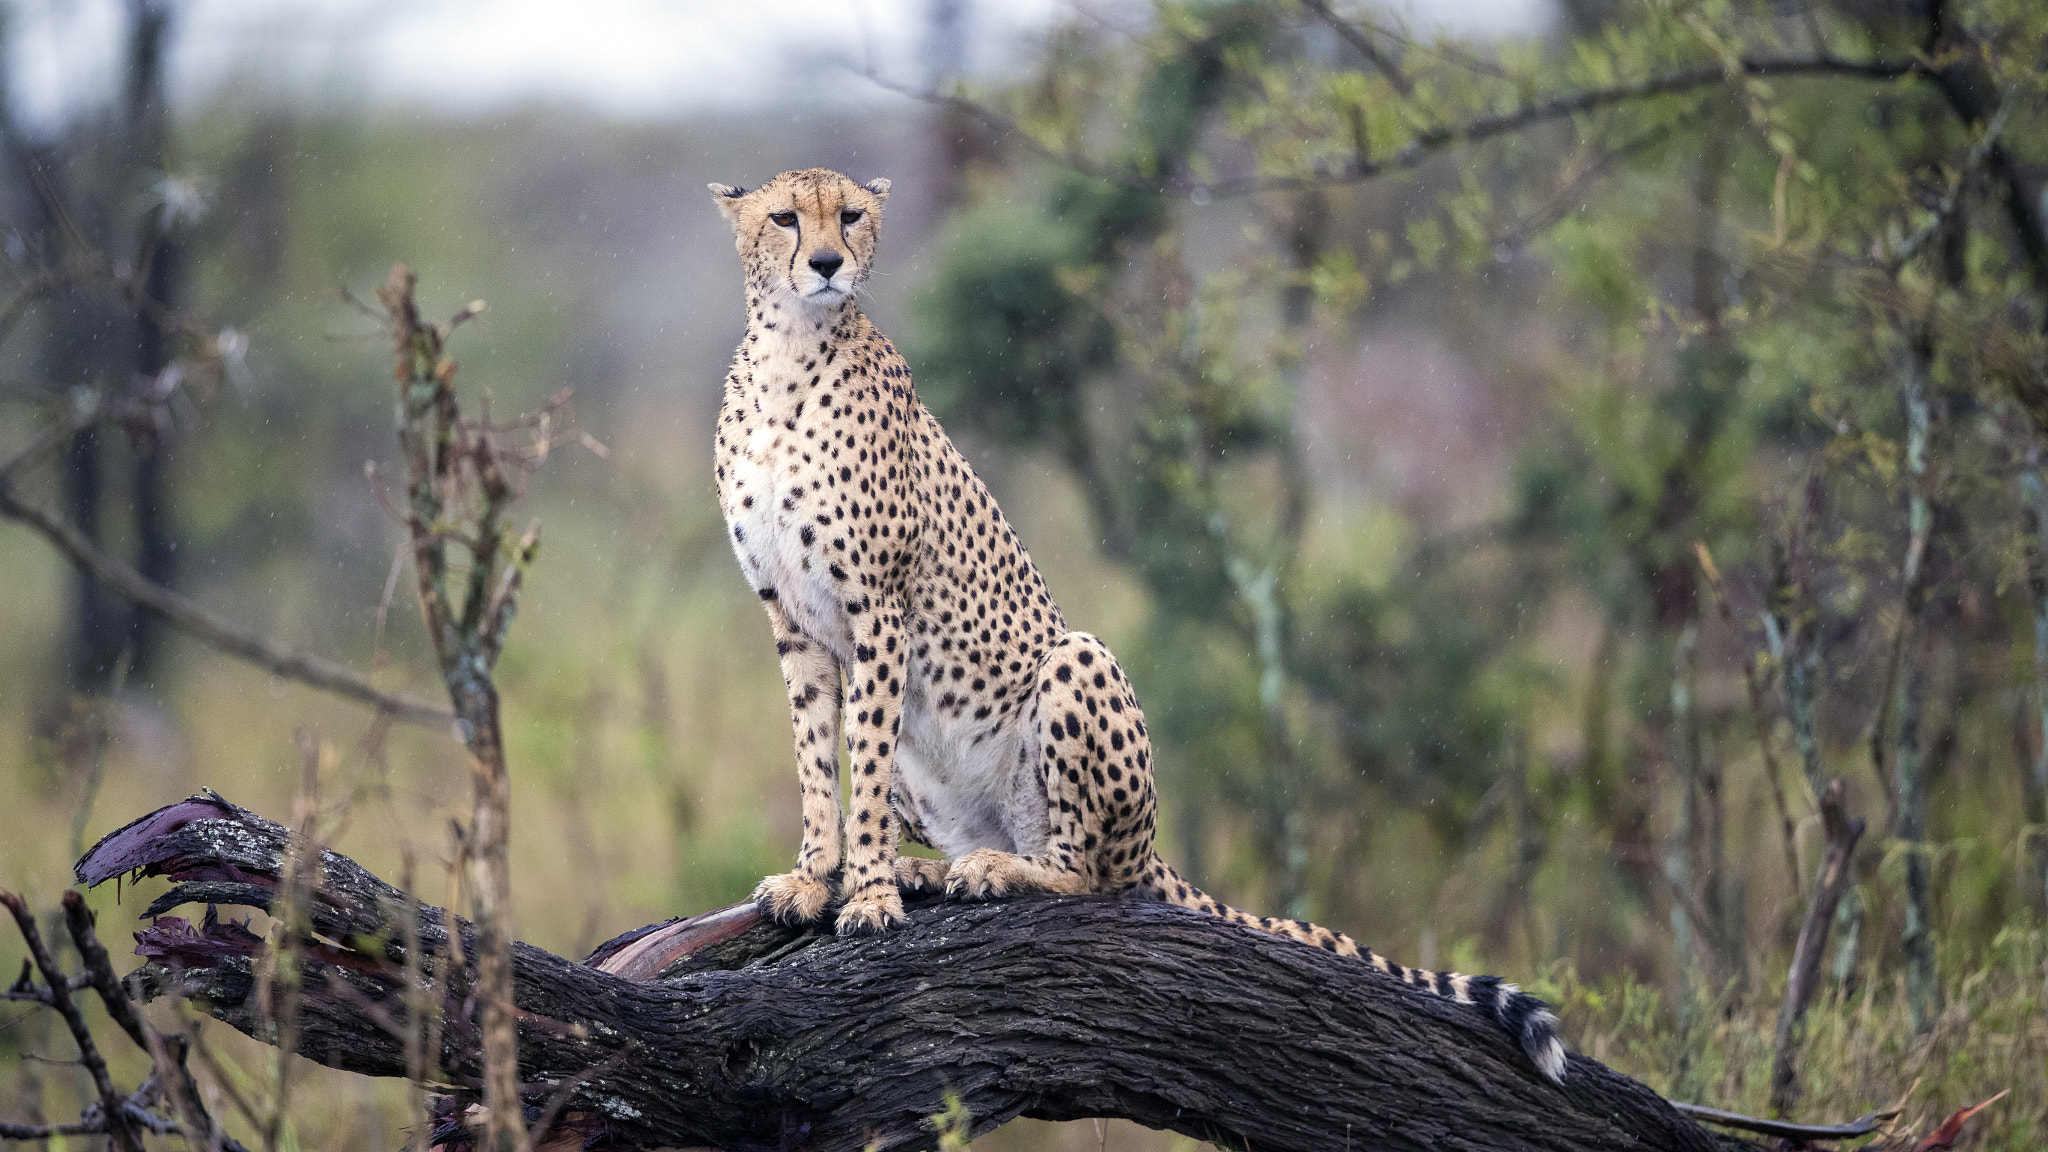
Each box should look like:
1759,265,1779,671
710,168,1566,1083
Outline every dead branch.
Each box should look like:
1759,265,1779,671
1,885,252,1152
1669,1101,1898,1141
375,263,539,1152
77,792,1764,1152
0,480,451,728
1769,779,1867,1116
1695,543,1803,902
1,891,143,1152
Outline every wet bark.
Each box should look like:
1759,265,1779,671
78,794,1760,1152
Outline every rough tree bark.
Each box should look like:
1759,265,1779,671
73,793,1766,1152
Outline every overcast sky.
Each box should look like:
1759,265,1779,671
9,0,1551,132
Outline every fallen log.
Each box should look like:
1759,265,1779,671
78,793,1758,1152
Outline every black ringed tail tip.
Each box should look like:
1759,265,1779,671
1490,981,1566,1083
1146,860,1568,1084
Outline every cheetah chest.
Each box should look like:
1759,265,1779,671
722,413,852,658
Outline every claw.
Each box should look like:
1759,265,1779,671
752,871,834,926
834,889,906,936
944,848,1020,901
894,856,951,895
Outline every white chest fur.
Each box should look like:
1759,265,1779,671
721,346,854,665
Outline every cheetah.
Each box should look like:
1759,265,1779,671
708,168,1566,1082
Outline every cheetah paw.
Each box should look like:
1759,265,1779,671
834,887,906,937
751,870,834,926
944,848,1039,901
894,856,951,894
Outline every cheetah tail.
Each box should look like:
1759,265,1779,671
1139,858,1567,1084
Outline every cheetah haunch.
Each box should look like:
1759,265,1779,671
708,168,1565,1082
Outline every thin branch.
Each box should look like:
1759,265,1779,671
3,972,89,1004
1297,0,1411,95
1672,1101,1897,1140
3,1119,113,1139
1922,55,2048,327
0,271,63,347
1491,111,1702,260
1881,91,2012,272
865,52,1917,200
58,894,147,1050
1201,54,1917,198
0,397,99,484
858,68,1145,194
376,262,528,1152
1339,10,1509,80
58,892,250,1152
1866,323,1937,834
1769,779,1866,1116
0,892,142,1152
1,1101,181,1142
1695,543,1803,902
0,480,451,728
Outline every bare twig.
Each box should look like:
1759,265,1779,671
376,263,534,1152
0,480,451,727
1768,779,1866,1116
252,733,327,1152
864,52,1918,200
57,892,248,1152
0,395,100,484
3,971,89,1004
0,1102,181,1142
1297,0,1411,95
1695,543,1802,901
1880,93,2011,271
1868,326,1937,833
0,892,142,1152
57,893,146,1049
1673,1101,1898,1140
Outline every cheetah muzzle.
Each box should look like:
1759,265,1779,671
708,167,1567,1083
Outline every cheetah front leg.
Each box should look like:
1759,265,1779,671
750,603,844,926
836,601,910,935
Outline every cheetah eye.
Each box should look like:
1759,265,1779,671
769,211,797,227
841,209,863,225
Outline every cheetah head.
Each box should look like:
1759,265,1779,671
710,168,891,312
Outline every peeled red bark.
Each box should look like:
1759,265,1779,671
78,795,1759,1152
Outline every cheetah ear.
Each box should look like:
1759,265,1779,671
708,183,748,224
862,178,891,202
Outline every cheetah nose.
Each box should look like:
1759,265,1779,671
808,250,844,279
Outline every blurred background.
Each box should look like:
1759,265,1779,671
1,0,2044,1148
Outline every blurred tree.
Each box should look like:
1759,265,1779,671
5,0,186,695
908,0,2048,1001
